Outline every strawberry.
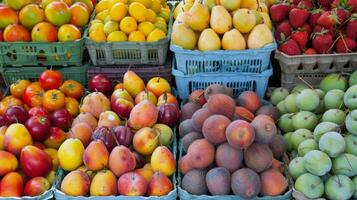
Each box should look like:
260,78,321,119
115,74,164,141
309,8,323,28
301,23,312,35
298,0,314,9
292,0,302,5
279,39,302,55
346,15,357,39
314,25,334,37
291,30,309,50
348,0,357,12
270,3,291,23
274,21,293,41
304,48,318,54
335,36,357,53
334,8,351,24
312,30,334,54
317,11,339,27
318,0,334,7
289,8,310,28
331,0,341,8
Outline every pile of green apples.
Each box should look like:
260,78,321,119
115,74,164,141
269,72,357,200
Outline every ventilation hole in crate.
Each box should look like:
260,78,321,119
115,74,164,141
297,65,303,70
6,50,17,60
328,64,334,70
37,50,46,62
313,65,318,70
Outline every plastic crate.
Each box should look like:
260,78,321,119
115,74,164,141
172,59,273,100
87,56,172,83
275,50,357,90
85,5,173,66
170,42,277,75
1,63,89,86
0,40,84,67
53,137,178,200
177,140,293,200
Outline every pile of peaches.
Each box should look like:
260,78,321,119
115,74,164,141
56,70,178,197
0,70,85,197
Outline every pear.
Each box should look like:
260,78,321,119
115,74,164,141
173,2,192,19
220,0,240,11
184,2,210,31
260,12,272,29
203,0,216,10
233,8,256,33
222,29,246,50
247,24,273,49
251,10,262,24
171,22,197,50
210,5,232,34
123,70,145,97
198,28,221,51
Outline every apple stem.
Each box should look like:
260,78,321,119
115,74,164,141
297,76,314,89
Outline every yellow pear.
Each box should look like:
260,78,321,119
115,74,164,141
58,138,85,171
251,10,262,24
210,5,232,34
174,2,192,19
171,22,197,50
260,12,272,29
222,29,246,50
203,0,216,10
219,0,240,11
198,28,221,51
247,24,273,49
184,2,210,31
233,9,256,33
123,70,145,97
173,12,185,27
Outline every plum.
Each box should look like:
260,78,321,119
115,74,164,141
319,73,348,93
284,93,299,113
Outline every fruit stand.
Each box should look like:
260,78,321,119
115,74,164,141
0,0,356,199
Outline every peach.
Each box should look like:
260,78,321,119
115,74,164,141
136,168,154,183
151,146,176,176
187,139,215,168
251,114,277,144
0,6,19,29
129,100,158,130
133,127,159,155
117,172,148,196
3,24,30,42
260,169,288,196
43,127,67,149
181,102,201,121
189,89,206,106
31,22,58,42
83,140,109,171
61,170,90,196
68,122,92,147
4,123,33,155
225,120,255,149
207,94,236,119
24,177,50,196
237,91,261,112
109,145,136,177
90,170,118,196
202,114,231,145
234,106,255,122
215,143,243,172
179,155,193,175
244,143,273,173
148,172,173,196
0,150,18,176
191,108,212,132
0,172,23,197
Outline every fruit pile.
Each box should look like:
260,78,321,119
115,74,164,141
271,0,357,55
171,0,274,50
0,71,85,197
0,0,93,42
88,0,170,42
57,71,178,197
270,72,357,199
178,84,288,198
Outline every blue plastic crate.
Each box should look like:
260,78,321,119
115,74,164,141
170,42,277,75
172,59,273,100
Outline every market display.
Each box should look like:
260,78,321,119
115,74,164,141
0,0,93,42
88,0,171,42
178,85,289,198
0,70,84,197
56,70,177,197
271,72,357,199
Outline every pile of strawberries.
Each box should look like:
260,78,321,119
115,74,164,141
271,0,357,55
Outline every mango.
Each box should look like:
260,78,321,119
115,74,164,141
45,1,71,26
58,138,85,171
0,6,19,29
135,168,154,182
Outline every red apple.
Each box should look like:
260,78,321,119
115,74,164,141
20,145,52,178
28,107,50,119
157,103,180,126
117,172,148,196
51,109,72,130
24,177,51,196
43,127,67,149
25,115,51,141
4,105,29,125
89,74,113,96
111,98,134,119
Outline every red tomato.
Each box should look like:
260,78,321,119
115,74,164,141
39,70,63,90
23,84,44,108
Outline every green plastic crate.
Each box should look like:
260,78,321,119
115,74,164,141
1,63,88,86
85,4,174,66
0,39,84,67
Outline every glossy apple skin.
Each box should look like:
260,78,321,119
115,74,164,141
0,172,24,197
111,98,134,119
89,74,113,96
25,115,51,141
20,145,52,178
51,109,72,131
43,127,67,149
24,177,51,196
28,107,50,119
157,103,180,126
4,105,29,125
